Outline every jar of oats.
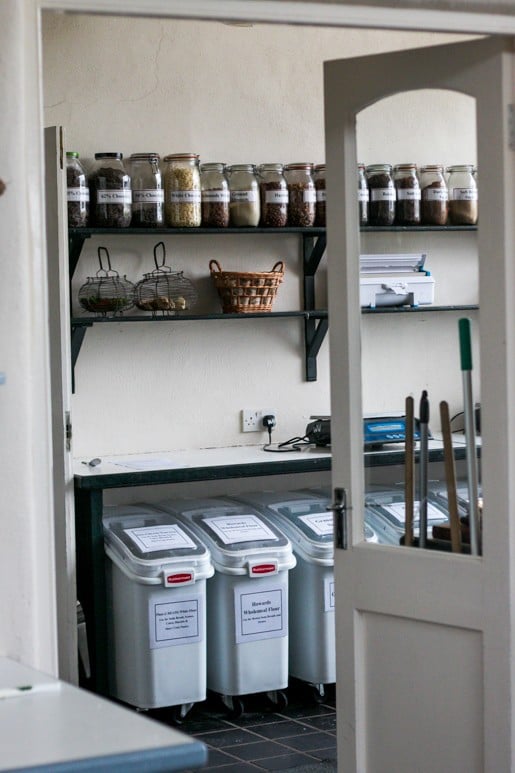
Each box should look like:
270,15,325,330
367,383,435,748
227,164,260,227
258,163,288,227
284,163,316,227
200,162,230,228
164,153,201,227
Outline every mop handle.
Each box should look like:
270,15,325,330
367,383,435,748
459,318,480,555
418,390,429,549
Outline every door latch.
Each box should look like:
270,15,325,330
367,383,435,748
328,487,351,550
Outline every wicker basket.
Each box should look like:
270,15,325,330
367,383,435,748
209,259,285,313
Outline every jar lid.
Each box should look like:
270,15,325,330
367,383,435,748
366,163,392,173
358,162,366,169
284,163,313,171
313,164,326,172
258,163,284,171
446,164,474,172
420,164,444,172
66,151,80,158
393,163,418,171
200,162,226,171
130,153,160,160
95,152,123,160
163,153,200,161
227,164,255,172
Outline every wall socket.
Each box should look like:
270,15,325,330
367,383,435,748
241,408,277,433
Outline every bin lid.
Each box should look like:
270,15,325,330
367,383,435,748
229,492,333,563
155,498,295,574
103,504,213,581
364,488,449,538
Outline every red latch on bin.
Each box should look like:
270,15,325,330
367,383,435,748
249,561,278,577
164,571,195,587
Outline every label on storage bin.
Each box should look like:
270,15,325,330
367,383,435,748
124,524,197,553
299,512,333,537
149,595,203,649
324,578,335,612
204,515,276,545
234,584,286,643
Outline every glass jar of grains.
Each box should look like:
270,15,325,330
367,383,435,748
200,163,229,228
284,163,316,227
89,152,132,228
227,164,260,227
358,162,369,226
164,153,201,228
419,164,448,225
447,164,478,225
313,164,326,227
129,153,164,227
66,151,89,228
366,163,395,226
258,163,288,227
393,163,421,225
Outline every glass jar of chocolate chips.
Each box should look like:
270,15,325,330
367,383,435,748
200,163,230,228
66,152,89,228
393,163,421,225
366,163,395,226
89,152,132,228
284,163,316,227
258,163,288,227
420,164,448,225
129,153,164,227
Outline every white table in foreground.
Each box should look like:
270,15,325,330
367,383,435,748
0,657,206,773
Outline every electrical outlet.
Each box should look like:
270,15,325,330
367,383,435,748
241,409,277,433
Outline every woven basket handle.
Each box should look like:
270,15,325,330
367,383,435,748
209,259,222,273
271,261,284,273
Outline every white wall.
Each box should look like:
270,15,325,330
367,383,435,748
41,15,477,458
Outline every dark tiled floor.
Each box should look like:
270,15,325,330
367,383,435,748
148,683,337,771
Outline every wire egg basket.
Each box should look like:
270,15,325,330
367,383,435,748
78,246,135,317
135,241,198,317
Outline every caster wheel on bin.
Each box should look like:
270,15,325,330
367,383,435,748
311,683,326,704
266,689,288,712
221,695,245,720
170,702,194,725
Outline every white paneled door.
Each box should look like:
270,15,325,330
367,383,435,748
324,38,515,772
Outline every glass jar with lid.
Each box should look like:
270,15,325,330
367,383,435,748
447,164,478,225
163,153,201,228
393,163,421,225
66,151,89,228
258,163,288,227
129,153,164,227
358,162,369,226
366,163,395,226
89,152,132,228
227,164,260,227
200,163,229,228
420,164,448,225
284,163,316,227
313,164,326,227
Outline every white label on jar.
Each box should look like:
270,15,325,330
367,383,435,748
97,190,132,204
202,190,230,203
358,189,369,202
265,190,288,204
450,187,478,201
316,190,327,203
133,189,164,203
397,189,421,201
170,190,201,203
231,190,258,203
423,188,448,202
303,189,316,203
371,188,396,202
67,188,89,203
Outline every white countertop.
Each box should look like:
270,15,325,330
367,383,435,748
0,657,206,772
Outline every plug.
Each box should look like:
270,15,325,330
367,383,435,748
262,414,277,445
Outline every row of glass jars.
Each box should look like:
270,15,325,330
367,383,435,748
66,152,326,229
360,163,478,227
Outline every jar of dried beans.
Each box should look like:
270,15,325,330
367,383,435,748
284,163,316,227
200,163,229,228
89,152,132,228
66,151,89,228
129,153,164,227
313,164,326,227
393,163,421,225
258,163,288,227
447,164,478,225
227,164,260,227
366,163,395,226
358,162,369,226
164,153,201,228
420,164,448,225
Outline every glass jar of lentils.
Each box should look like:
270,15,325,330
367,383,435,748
366,163,395,226
393,163,421,225
358,162,369,226
419,164,448,225
200,163,229,228
164,153,202,228
129,153,164,227
227,164,260,227
284,163,316,227
313,164,326,227
447,164,478,225
89,152,132,228
258,163,288,227
66,151,89,228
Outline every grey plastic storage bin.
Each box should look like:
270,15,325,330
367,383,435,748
103,504,214,716
231,490,335,699
155,497,296,717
